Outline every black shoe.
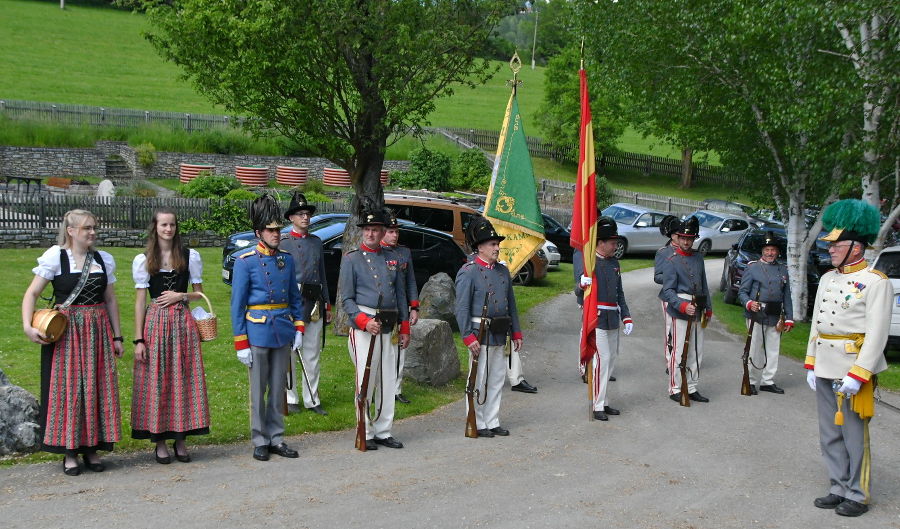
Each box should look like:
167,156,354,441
171,442,191,463
287,403,302,414
268,442,299,458
669,394,680,402
750,385,759,395
489,427,510,436
365,439,378,450
511,380,538,393
373,436,404,449
609,376,617,382
603,406,620,415
814,493,845,509
307,405,328,416
581,373,587,384
476,428,495,438
395,394,411,404
689,392,709,403
593,411,609,421
253,446,270,461
155,447,172,465
759,384,784,394
835,499,869,517
82,454,105,472
62,459,81,476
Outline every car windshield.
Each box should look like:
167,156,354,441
693,212,724,229
603,205,639,225
874,252,900,278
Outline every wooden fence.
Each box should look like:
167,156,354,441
0,195,347,229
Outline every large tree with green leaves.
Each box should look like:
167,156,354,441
140,0,512,217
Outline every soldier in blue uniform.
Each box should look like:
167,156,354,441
455,217,523,437
655,215,679,367
340,207,411,450
661,216,713,403
280,192,330,415
578,217,634,421
230,194,305,462
380,210,418,405
737,231,794,395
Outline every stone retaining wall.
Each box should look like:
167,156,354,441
0,141,409,181
0,229,225,249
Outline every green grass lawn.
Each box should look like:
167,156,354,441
0,248,579,464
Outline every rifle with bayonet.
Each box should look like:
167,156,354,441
741,291,759,396
678,296,695,407
355,293,382,451
465,292,490,438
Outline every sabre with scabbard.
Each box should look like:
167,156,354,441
355,293,382,452
678,295,696,407
465,292,491,438
740,291,759,396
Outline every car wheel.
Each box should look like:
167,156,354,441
697,239,712,256
614,239,627,259
723,285,737,304
513,261,534,285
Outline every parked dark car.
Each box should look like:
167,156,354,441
720,227,824,310
221,214,469,303
542,213,573,262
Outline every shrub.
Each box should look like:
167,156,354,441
223,188,259,201
596,176,615,210
180,201,250,237
114,180,157,198
135,143,157,168
450,148,491,192
397,147,452,191
304,191,330,203
179,173,241,198
303,178,326,195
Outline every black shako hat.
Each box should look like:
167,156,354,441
762,231,782,249
595,216,621,240
356,204,389,227
284,191,316,219
385,209,400,229
659,214,679,238
250,193,284,231
675,216,700,237
466,215,505,251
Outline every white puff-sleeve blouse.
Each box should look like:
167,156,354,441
32,245,117,284
132,249,203,289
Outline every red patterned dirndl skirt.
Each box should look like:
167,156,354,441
43,304,122,454
131,303,210,441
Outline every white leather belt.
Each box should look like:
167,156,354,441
597,304,619,311
358,305,376,316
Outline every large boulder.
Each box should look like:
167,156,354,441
0,368,40,455
404,319,460,386
418,273,457,331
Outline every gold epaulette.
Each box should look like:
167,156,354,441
278,248,291,254
237,250,255,259
869,268,888,280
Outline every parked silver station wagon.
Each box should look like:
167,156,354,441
601,203,672,259
684,209,753,255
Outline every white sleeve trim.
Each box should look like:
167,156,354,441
32,245,61,280
132,253,150,288
188,248,204,284
98,251,117,284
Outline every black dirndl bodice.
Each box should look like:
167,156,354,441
147,247,190,298
52,249,107,305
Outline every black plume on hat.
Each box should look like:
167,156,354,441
356,197,388,227
385,208,400,228
466,215,505,251
595,216,621,240
659,215,679,238
676,216,700,237
284,191,316,219
250,193,284,231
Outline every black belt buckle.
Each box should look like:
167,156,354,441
376,309,399,333
300,283,322,301
489,316,512,335
762,301,782,316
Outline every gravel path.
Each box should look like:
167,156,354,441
2,260,899,528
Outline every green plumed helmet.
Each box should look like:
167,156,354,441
820,199,881,245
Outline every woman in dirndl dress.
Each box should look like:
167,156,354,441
21,209,124,476
131,208,210,464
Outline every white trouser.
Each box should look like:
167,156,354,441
507,347,523,386
395,344,405,394
746,321,781,386
467,343,506,430
665,315,704,395
591,328,619,410
348,328,397,440
661,300,670,362
287,317,323,408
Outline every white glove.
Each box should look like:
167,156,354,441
293,331,303,350
838,375,862,396
806,370,817,391
580,275,592,288
237,348,252,368
623,322,633,335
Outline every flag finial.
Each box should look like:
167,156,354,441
507,52,523,95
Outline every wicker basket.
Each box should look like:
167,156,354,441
194,292,218,342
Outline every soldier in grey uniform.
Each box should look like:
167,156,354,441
280,192,330,415
455,217,523,437
655,215,678,367
806,199,891,517
661,216,712,403
737,231,794,395
339,207,410,450
230,194,304,461
577,217,633,421
380,211,418,405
